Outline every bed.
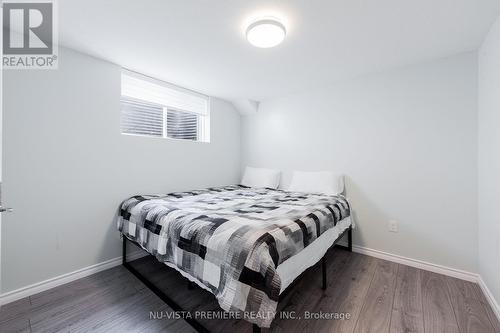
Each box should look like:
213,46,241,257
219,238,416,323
117,184,352,332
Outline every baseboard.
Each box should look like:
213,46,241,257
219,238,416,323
0,250,147,305
352,245,479,282
478,276,500,322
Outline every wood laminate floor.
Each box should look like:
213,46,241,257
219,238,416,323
1,248,499,333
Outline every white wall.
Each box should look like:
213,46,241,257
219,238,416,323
478,15,500,306
1,47,241,293
242,53,478,272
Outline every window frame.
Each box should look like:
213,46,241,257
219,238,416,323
120,70,210,143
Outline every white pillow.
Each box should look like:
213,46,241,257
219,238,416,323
288,171,343,195
241,167,281,189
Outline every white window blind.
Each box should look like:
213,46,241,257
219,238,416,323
121,98,164,137
120,70,210,142
166,108,198,140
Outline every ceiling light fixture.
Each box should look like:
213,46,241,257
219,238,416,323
246,17,286,48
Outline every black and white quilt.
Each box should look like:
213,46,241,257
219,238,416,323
116,185,350,327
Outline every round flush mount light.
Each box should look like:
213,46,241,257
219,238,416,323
246,18,286,48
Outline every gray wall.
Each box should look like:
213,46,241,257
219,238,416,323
242,53,478,272
478,15,500,305
1,47,241,292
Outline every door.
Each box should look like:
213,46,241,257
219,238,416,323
0,3,15,299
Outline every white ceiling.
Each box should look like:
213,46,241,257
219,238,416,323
59,0,500,102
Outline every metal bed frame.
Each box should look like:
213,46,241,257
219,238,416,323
123,225,352,333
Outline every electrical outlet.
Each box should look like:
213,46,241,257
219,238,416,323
389,220,399,233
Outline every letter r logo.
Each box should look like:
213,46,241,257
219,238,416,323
3,2,53,54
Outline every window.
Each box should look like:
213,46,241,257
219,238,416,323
120,70,210,142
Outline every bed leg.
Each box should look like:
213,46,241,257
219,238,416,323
348,226,353,252
253,323,261,333
322,257,327,290
122,236,127,265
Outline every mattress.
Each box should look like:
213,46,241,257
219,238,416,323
117,185,351,327
277,216,351,291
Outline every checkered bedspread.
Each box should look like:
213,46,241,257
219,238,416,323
116,185,350,327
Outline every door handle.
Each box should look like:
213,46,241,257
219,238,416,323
0,206,13,213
